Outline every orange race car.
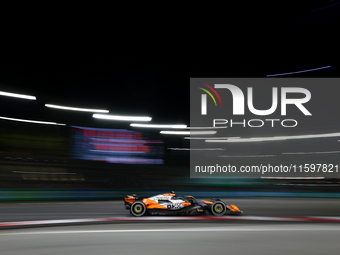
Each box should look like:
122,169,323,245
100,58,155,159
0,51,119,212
124,191,242,216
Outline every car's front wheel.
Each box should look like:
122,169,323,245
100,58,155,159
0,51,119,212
211,201,226,216
130,201,146,217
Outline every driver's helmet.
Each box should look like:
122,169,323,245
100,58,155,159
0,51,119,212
171,191,176,199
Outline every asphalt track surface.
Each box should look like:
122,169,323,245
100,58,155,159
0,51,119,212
1,223,340,255
1,198,340,254
1,198,340,222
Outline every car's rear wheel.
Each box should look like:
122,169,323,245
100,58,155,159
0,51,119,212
130,201,146,217
211,201,226,216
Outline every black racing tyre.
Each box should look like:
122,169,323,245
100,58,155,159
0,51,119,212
130,201,146,217
211,201,226,216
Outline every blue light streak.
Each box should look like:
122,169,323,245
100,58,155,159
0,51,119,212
266,65,331,77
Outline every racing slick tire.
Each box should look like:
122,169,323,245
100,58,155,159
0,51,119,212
211,201,227,216
130,201,146,217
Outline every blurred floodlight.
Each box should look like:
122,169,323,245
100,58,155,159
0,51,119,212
261,177,325,179
93,114,152,122
0,91,36,100
282,151,340,155
219,155,276,157
45,104,109,113
160,130,216,135
185,136,240,140
185,126,227,129
0,116,66,126
130,123,187,129
206,132,340,143
168,148,224,150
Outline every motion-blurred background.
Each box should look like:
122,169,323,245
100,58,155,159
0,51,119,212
0,0,339,200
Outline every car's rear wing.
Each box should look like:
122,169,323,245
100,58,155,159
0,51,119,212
124,194,140,209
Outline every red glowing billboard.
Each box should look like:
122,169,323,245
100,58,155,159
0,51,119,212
71,126,164,164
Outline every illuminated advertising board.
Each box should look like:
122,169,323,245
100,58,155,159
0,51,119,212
71,126,164,164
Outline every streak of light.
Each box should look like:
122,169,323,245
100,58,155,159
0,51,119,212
185,137,240,140
185,126,227,129
160,130,216,135
206,132,340,143
266,65,331,77
93,114,151,122
168,148,224,151
282,151,340,155
0,91,36,100
261,177,325,179
45,104,109,113
130,123,187,128
0,116,66,126
13,171,76,174
219,155,276,157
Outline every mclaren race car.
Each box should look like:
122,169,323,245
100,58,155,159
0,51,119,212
124,191,242,216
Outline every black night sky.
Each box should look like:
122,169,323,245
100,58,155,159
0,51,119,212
0,1,338,130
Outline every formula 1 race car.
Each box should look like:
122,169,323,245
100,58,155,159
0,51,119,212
124,191,242,217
